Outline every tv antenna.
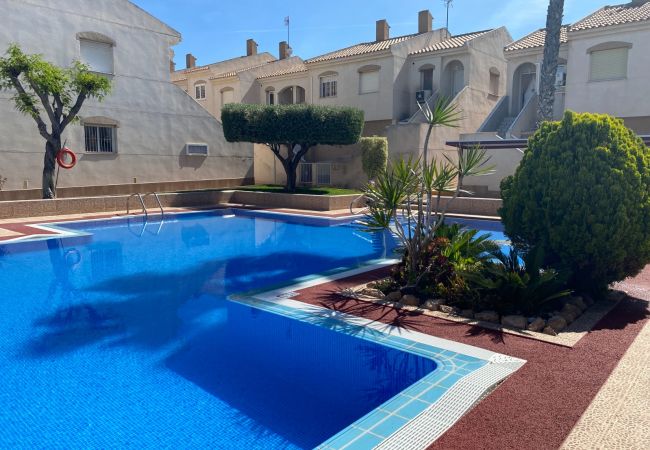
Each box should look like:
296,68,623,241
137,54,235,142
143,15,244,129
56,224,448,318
442,0,454,29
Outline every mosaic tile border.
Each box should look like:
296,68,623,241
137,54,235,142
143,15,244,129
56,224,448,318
236,276,526,450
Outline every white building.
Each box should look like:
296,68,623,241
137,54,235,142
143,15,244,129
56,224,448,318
0,0,252,197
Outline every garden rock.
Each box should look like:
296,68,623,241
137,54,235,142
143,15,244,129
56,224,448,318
501,315,527,329
400,295,420,307
460,309,474,319
423,299,444,311
474,310,499,323
359,288,384,299
385,291,402,303
439,305,460,315
527,317,546,332
543,326,558,336
567,296,587,312
560,303,582,323
547,315,567,332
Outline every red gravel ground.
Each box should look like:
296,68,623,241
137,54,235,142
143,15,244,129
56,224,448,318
292,266,650,450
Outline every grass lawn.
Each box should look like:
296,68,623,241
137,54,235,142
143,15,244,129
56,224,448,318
236,184,361,196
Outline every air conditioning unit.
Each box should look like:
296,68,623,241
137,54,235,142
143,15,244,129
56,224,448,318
186,143,209,156
416,90,433,104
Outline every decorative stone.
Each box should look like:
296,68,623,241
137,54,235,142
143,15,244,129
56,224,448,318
474,310,499,323
560,303,582,323
582,293,596,306
439,305,460,315
527,317,546,332
358,288,384,299
339,288,359,299
423,299,444,311
501,315,527,329
400,294,420,307
547,315,567,332
567,296,587,312
460,309,475,319
542,326,558,336
385,291,402,303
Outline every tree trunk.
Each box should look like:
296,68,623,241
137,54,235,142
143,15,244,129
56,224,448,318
537,0,565,124
42,140,59,199
285,161,297,192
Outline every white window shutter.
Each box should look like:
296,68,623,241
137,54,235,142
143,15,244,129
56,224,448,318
80,40,113,74
590,48,628,81
360,71,379,93
222,89,234,105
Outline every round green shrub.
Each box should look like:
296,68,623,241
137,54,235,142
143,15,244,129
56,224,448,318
500,111,650,293
360,136,388,179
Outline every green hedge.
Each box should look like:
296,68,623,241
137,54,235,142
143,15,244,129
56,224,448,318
360,136,388,179
222,103,364,146
500,111,650,293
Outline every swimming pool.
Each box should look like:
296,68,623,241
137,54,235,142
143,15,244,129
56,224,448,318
0,209,521,449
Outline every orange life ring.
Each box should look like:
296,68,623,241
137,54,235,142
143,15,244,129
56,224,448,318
56,147,77,169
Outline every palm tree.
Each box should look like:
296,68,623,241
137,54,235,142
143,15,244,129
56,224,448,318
537,0,565,124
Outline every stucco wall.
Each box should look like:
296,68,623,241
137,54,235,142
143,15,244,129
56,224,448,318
564,25,650,126
0,0,253,192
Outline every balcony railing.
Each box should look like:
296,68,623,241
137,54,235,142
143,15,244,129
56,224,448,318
298,163,331,185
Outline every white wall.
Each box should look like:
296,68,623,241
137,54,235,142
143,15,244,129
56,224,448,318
565,25,650,120
0,0,253,190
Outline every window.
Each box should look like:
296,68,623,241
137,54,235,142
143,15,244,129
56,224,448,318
489,67,500,96
358,65,380,94
221,88,234,106
590,47,628,81
320,74,337,98
80,39,113,74
555,64,567,87
84,125,115,153
195,83,206,99
266,88,275,105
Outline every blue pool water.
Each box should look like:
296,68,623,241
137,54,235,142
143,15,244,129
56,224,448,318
0,210,501,449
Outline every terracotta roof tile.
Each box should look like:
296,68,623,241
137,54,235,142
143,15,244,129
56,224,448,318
505,25,569,52
305,33,420,64
257,59,308,79
570,1,650,31
410,30,493,55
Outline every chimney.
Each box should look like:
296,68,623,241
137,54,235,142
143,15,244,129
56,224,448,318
185,53,196,69
376,19,390,42
170,60,176,72
279,41,291,60
246,39,258,56
418,10,433,34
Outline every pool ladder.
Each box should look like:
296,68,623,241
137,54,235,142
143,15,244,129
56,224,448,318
126,193,165,237
126,192,164,218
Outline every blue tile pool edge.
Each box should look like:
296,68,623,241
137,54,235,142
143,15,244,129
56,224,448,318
231,275,526,450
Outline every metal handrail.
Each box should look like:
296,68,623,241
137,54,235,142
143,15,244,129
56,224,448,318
126,193,147,218
144,192,164,216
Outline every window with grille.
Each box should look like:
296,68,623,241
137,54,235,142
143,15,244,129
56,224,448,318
590,47,628,81
84,125,115,153
320,76,337,98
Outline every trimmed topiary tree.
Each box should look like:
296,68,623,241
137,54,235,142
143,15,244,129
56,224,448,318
222,104,364,192
500,111,650,294
360,136,388,180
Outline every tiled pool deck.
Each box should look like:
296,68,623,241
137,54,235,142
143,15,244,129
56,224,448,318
231,293,523,450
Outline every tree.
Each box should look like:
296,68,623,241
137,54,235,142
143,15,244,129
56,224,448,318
537,0,565,124
360,136,388,180
0,44,111,198
500,111,650,294
222,104,364,192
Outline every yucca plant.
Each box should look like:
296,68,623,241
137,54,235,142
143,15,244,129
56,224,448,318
360,98,494,295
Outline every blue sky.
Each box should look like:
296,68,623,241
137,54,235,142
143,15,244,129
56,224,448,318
131,0,612,67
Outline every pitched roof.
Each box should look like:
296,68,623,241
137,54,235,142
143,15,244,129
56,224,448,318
305,33,420,64
570,1,650,31
505,25,569,52
410,30,493,55
209,61,271,80
256,58,308,79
